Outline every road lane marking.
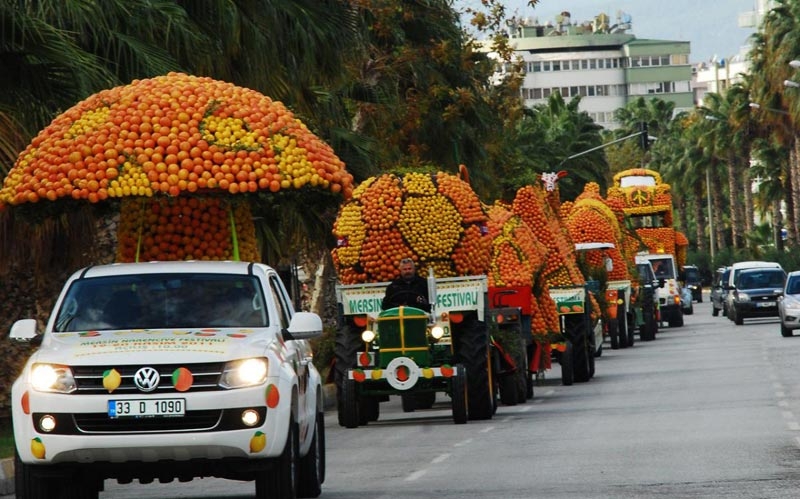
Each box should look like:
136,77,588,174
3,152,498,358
453,438,473,447
789,422,800,431
431,453,450,464
776,391,786,398
406,469,427,481
779,400,789,407
773,382,783,390
480,426,494,433
782,411,794,420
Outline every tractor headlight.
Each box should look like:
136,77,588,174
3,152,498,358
31,364,76,393
219,358,269,389
430,326,444,340
361,330,376,343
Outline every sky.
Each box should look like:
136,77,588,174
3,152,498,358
459,0,759,63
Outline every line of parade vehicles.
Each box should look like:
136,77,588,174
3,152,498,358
331,167,693,426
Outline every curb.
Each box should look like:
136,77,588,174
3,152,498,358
0,385,338,496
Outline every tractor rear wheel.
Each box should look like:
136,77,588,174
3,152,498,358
454,312,494,420
608,318,619,350
560,341,574,386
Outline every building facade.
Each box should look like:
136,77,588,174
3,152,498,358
499,13,693,129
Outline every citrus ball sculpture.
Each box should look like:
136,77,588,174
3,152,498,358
0,72,353,262
565,184,630,281
511,185,584,288
485,203,546,288
332,171,491,284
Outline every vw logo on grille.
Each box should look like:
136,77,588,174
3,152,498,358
133,367,161,392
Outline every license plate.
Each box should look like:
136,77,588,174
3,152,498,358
756,302,776,308
108,398,185,418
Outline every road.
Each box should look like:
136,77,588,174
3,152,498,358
8,294,800,498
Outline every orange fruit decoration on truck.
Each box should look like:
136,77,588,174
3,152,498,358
331,170,491,284
510,185,584,288
0,72,353,264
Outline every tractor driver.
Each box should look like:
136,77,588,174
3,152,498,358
381,258,431,312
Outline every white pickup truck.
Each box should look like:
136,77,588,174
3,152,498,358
9,260,325,499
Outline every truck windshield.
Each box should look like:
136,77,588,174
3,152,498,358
650,258,675,279
54,273,269,332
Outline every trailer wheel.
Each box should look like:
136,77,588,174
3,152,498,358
560,341,574,386
451,364,468,424
341,377,360,429
334,320,363,427
454,313,494,420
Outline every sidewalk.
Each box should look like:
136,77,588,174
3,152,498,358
0,384,337,496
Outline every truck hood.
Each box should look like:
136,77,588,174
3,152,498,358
36,328,276,365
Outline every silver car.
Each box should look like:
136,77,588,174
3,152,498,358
778,271,800,337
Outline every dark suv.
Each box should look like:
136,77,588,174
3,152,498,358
729,267,786,325
710,266,731,317
681,265,703,303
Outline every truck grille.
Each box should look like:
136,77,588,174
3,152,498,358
72,362,225,394
73,410,222,432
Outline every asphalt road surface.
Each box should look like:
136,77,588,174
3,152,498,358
7,292,800,498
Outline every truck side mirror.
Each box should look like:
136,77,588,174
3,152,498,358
657,278,666,288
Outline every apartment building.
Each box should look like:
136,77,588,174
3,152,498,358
496,12,693,129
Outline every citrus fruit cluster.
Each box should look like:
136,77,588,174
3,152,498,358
0,72,352,206
510,185,584,288
116,196,259,262
332,171,490,284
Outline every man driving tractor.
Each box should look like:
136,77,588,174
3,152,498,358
382,258,431,312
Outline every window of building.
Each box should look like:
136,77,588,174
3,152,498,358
552,60,561,71
532,61,541,72
631,57,641,67
589,59,597,69
660,55,670,66
570,86,579,97
542,88,551,98
533,88,542,99
581,59,589,70
587,86,596,96
671,54,688,65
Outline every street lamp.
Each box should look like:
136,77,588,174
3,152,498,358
749,102,790,115
790,60,800,69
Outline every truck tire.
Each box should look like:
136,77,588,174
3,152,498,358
560,341,574,386
668,310,684,327
341,377,360,429
359,397,379,424
298,411,325,498
257,421,299,499
415,391,436,410
499,373,519,406
624,312,635,347
15,452,56,499
451,364,468,424
334,320,362,427
608,318,619,350
782,323,793,337
454,313,494,420
640,307,656,341
712,304,720,317
526,344,535,400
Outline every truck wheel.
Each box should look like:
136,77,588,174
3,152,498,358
640,309,654,341
298,411,325,498
451,364,468,424
454,313,493,420
712,305,720,317
341,377,360,429
499,373,519,406
624,313,634,347
257,421,299,499
668,311,684,327
781,323,793,337
734,312,744,326
515,338,529,402
526,344,535,400
334,321,362,427
560,341,574,386
608,318,619,350
566,316,591,383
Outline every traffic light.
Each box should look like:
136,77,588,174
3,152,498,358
639,122,649,150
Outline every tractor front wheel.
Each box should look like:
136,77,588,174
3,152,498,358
451,364,468,424
341,377,360,429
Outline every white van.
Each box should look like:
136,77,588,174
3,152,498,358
724,261,783,320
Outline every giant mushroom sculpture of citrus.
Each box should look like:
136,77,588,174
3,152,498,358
0,72,353,268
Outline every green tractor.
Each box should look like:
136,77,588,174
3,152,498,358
335,276,495,427
340,306,468,427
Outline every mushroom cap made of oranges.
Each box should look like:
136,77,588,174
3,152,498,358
332,171,491,284
0,72,352,206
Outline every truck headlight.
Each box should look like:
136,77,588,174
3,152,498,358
737,292,750,302
430,326,444,340
361,330,376,343
219,358,268,389
31,364,76,393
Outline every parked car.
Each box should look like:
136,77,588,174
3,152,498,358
680,265,703,303
778,271,800,337
710,266,731,317
728,267,786,325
